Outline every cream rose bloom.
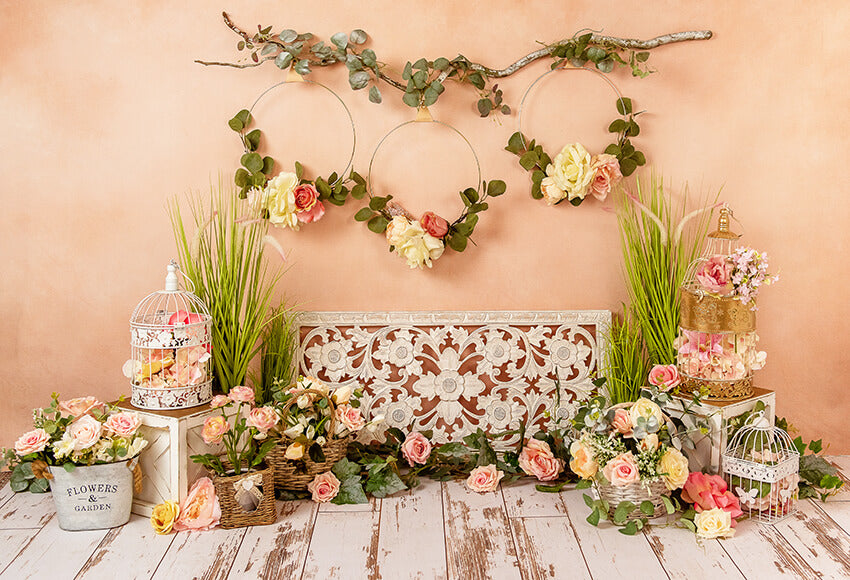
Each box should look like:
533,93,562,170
659,447,690,490
694,507,735,539
546,143,594,201
386,216,417,247
540,176,567,205
386,216,444,269
629,398,663,428
264,172,301,230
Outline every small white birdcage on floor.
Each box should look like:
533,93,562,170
723,412,800,523
125,261,213,409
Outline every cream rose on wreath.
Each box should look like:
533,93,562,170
385,216,444,269
545,143,594,202
263,172,301,230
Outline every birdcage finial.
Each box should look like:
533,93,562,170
165,260,179,292
709,204,740,241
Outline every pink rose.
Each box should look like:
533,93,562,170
420,211,449,238
611,409,634,437
58,396,105,419
401,432,432,466
518,439,563,482
173,477,221,531
67,415,103,451
201,415,230,444
293,183,319,212
588,153,622,202
602,452,641,487
465,464,504,493
167,310,205,326
648,364,681,391
334,404,366,433
103,412,142,437
297,199,325,224
14,428,51,456
681,472,743,524
247,406,279,434
696,255,733,294
210,395,231,408
307,471,341,503
228,385,255,404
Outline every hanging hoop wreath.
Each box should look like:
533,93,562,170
505,65,646,206
227,73,366,230
355,109,506,269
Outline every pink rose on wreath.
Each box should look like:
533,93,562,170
401,432,432,466
14,428,51,456
610,408,634,437
681,472,743,524
58,396,105,419
210,395,231,409
247,406,279,434
602,452,641,487
293,184,326,224
466,464,504,493
696,255,733,294
308,471,341,503
648,364,681,391
420,211,449,238
201,415,230,445
334,404,365,433
588,153,622,202
228,385,255,404
103,412,142,438
68,415,103,451
518,439,563,482
173,477,221,531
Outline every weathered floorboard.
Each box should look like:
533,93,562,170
152,525,247,580
301,502,381,580
773,499,850,578
719,518,819,579
815,497,850,536
76,514,176,580
509,516,591,580
0,476,13,509
0,528,39,575
227,500,318,580
644,522,744,580
500,479,567,518
376,478,447,580
442,480,521,580
0,490,55,529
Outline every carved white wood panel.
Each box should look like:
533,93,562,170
297,311,611,444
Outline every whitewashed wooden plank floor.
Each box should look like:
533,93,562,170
0,457,848,580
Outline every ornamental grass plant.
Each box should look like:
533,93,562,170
256,305,298,404
603,311,649,404
170,183,285,394
616,174,715,366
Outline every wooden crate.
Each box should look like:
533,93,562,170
116,400,232,517
663,387,776,475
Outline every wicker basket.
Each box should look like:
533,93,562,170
595,478,670,521
267,388,351,491
210,461,277,528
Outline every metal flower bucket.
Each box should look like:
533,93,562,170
48,460,136,531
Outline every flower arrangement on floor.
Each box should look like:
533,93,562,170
1,394,147,493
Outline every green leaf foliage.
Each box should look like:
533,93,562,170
354,208,374,222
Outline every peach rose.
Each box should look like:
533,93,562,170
611,409,634,437
648,364,681,391
247,406,279,434
14,428,51,456
588,153,622,202
466,464,504,493
228,385,255,404
58,396,105,419
602,452,640,487
335,404,366,433
173,477,221,531
210,395,231,408
569,440,598,479
420,211,449,238
67,415,103,451
201,415,230,444
103,412,142,438
518,439,563,482
308,471,341,503
401,432,432,466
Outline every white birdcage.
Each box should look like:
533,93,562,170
723,412,800,523
126,261,213,409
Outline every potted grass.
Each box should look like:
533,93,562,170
1,394,147,531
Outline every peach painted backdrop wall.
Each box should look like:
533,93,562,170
2,1,848,451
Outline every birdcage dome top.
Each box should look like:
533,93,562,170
130,261,211,328
724,412,799,482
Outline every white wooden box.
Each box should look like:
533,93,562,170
116,401,232,517
663,387,776,475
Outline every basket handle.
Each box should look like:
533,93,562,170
279,388,338,438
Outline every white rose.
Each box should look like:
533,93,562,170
695,508,735,539
397,230,444,269
629,398,663,427
264,172,300,230
283,424,303,439
546,143,594,201
331,386,353,405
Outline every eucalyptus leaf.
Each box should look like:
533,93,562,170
448,233,468,252
349,29,368,44
423,87,439,107
331,32,348,50
636,51,650,62
361,49,377,68
274,52,294,70
616,97,633,115
245,129,261,151
345,54,363,72
367,215,389,233
487,180,506,197
519,151,538,171
262,156,275,175
633,151,646,166
369,85,382,104
349,70,371,90
241,153,264,174
597,59,615,73
355,208,374,222
351,184,367,199
279,29,298,43
433,57,450,70
506,132,525,154
468,72,485,89
29,478,49,493
294,59,311,75
477,98,492,117
402,91,420,108
402,62,413,80
586,507,601,526
234,168,249,187
620,157,638,177
295,161,304,180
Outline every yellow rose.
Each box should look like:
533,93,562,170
540,176,567,205
546,143,594,201
568,440,598,479
629,398,663,427
694,507,735,539
285,441,304,460
150,500,180,535
658,447,690,490
264,172,300,230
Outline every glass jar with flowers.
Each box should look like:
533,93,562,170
1,394,148,531
190,385,279,528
